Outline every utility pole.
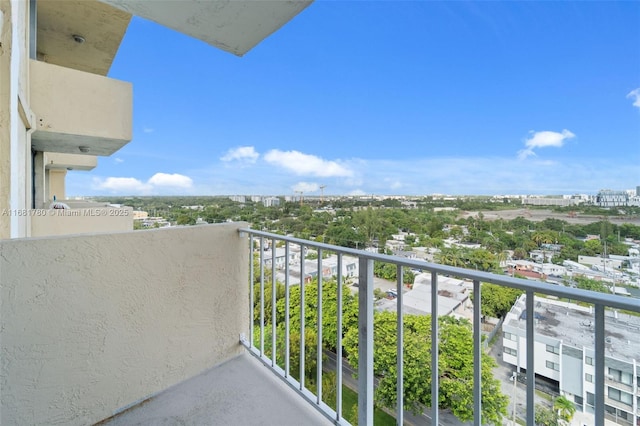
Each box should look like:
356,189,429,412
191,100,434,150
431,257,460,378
319,185,326,205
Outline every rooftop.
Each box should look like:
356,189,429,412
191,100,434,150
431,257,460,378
505,295,640,362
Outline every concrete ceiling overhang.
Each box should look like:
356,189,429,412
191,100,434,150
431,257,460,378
44,153,98,171
36,0,132,75
98,0,313,56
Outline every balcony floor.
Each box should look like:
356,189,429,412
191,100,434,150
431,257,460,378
99,352,332,426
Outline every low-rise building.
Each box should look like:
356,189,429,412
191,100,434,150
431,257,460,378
503,295,640,426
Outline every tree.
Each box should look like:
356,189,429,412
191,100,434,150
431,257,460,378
473,283,523,318
534,404,557,426
553,395,576,425
343,312,508,425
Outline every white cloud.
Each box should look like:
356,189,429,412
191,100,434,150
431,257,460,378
114,157,124,164
627,88,640,108
221,146,260,164
264,149,353,177
93,173,193,194
292,182,319,193
518,129,575,160
348,189,367,196
94,177,151,193
148,173,193,188
143,127,154,133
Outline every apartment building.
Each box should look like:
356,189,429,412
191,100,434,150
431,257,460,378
503,294,640,426
0,0,310,239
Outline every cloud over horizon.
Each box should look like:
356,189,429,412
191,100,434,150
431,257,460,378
221,146,260,164
264,149,353,178
517,129,575,160
93,173,193,194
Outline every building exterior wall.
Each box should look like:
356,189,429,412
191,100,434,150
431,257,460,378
503,296,639,426
48,169,66,200
0,223,249,425
0,0,34,239
30,206,134,237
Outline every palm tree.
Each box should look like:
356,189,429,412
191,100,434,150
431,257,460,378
553,395,576,425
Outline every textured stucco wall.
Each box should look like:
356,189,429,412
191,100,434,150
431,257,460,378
30,59,132,155
30,206,134,237
0,223,249,425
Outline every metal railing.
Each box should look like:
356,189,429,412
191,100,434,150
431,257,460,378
239,228,640,426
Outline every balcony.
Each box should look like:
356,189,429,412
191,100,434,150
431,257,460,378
30,201,133,237
30,60,132,156
1,225,638,425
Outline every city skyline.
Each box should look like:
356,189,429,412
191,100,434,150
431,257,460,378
66,1,640,197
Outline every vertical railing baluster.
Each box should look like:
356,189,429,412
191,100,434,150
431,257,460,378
285,242,290,377
473,279,482,426
336,253,343,422
431,271,439,425
594,304,605,426
317,249,323,404
249,234,254,348
396,265,404,426
260,236,265,356
271,238,277,366
526,290,535,426
358,257,374,426
300,245,306,390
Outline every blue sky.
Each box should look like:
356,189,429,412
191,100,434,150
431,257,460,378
68,1,640,197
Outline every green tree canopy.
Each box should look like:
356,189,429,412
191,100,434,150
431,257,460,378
343,312,508,425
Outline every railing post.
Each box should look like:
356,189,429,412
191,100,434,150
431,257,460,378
249,234,254,348
396,265,404,426
336,254,343,422
260,236,265,356
300,246,306,390
272,237,277,366
431,271,439,425
285,242,290,377
473,279,482,426
526,291,535,426
317,249,323,404
594,304,605,426
358,257,374,426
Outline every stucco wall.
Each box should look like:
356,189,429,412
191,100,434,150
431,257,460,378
30,206,134,237
0,223,249,425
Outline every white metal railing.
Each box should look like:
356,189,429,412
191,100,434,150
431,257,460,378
239,228,640,426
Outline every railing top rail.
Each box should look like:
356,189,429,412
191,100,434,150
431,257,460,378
240,228,640,313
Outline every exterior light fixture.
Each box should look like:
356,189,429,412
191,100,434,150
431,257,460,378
78,146,90,153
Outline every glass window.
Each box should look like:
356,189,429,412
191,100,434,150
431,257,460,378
585,356,593,365
586,392,594,406
608,388,632,405
546,344,559,354
585,373,593,383
546,360,559,371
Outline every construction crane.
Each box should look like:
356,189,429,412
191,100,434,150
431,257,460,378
319,185,326,204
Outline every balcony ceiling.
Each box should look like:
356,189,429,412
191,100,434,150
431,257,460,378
44,153,97,171
36,0,131,76
99,0,313,56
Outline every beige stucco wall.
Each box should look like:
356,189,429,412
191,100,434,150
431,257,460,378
30,206,134,236
0,0,34,239
47,169,67,201
30,59,132,156
0,223,250,425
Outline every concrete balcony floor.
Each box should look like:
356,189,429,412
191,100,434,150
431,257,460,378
99,352,332,426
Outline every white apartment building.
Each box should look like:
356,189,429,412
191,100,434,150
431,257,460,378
503,295,640,426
